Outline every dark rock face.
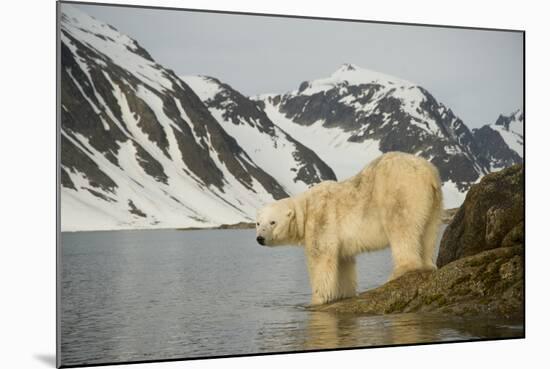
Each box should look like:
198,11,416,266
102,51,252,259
128,200,147,218
471,110,523,171
61,134,117,194
133,142,168,185
437,165,524,267
495,110,524,130
316,246,523,320
473,125,522,170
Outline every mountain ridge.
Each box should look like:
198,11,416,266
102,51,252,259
61,6,297,231
254,64,514,207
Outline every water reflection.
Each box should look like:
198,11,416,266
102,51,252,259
305,312,360,349
302,311,523,350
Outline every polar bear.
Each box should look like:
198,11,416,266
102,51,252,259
255,152,443,305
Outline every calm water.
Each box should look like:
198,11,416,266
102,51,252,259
60,228,523,366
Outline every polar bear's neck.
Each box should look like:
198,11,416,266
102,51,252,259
290,198,306,245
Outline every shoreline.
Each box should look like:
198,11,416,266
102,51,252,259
61,221,256,234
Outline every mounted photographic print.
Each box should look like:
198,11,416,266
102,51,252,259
57,1,525,367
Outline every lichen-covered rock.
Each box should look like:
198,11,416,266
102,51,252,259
314,245,523,319
437,165,524,267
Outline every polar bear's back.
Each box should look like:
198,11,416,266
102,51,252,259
301,152,442,211
367,152,441,208
295,152,442,254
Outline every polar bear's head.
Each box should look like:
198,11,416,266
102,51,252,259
255,198,295,246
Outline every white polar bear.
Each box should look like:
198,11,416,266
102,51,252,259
256,152,443,305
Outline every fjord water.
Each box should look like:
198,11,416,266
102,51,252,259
60,228,522,366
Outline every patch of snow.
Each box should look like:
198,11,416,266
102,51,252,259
262,100,382,180
441,181,466,209
180,75,222,101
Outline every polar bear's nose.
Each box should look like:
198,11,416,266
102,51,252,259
256,236,265,245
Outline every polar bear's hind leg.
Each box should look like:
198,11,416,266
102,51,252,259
420,211,441,271
384,206,425,281
337,257,357,299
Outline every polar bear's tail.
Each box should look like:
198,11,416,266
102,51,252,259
421,165,443,269
431,178,443,216
422,158,443,215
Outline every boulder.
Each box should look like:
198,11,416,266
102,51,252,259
437,164,524,267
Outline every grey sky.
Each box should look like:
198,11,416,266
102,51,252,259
71,3,523,129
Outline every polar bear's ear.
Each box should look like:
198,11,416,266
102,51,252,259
286,209,294,219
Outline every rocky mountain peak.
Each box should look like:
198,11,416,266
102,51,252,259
340,63,357,71
294,64,414,97
472,108,523,170
494,109,524,134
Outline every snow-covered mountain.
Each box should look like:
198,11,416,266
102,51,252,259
472,109,523,170
255,64,521,208
60,6,333,231
180,75,336,195
60,6,523,230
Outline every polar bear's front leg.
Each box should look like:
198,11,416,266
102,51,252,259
306,250,340,305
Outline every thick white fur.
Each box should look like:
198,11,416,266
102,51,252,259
256,152,443,305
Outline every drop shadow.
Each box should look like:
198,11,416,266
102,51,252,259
33,353,56,367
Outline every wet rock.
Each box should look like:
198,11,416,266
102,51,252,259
315,246,523,319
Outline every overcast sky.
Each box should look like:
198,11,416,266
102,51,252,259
71,3,523,129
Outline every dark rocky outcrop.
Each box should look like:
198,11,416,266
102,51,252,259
437,164,524,267
495,110,524,131
472,125,522,170
471,109,523,171
128,200,147,218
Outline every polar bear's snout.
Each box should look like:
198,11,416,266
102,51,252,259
256,225,270,246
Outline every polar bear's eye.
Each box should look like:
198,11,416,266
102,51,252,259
270,221,276,225
256,222,259,226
